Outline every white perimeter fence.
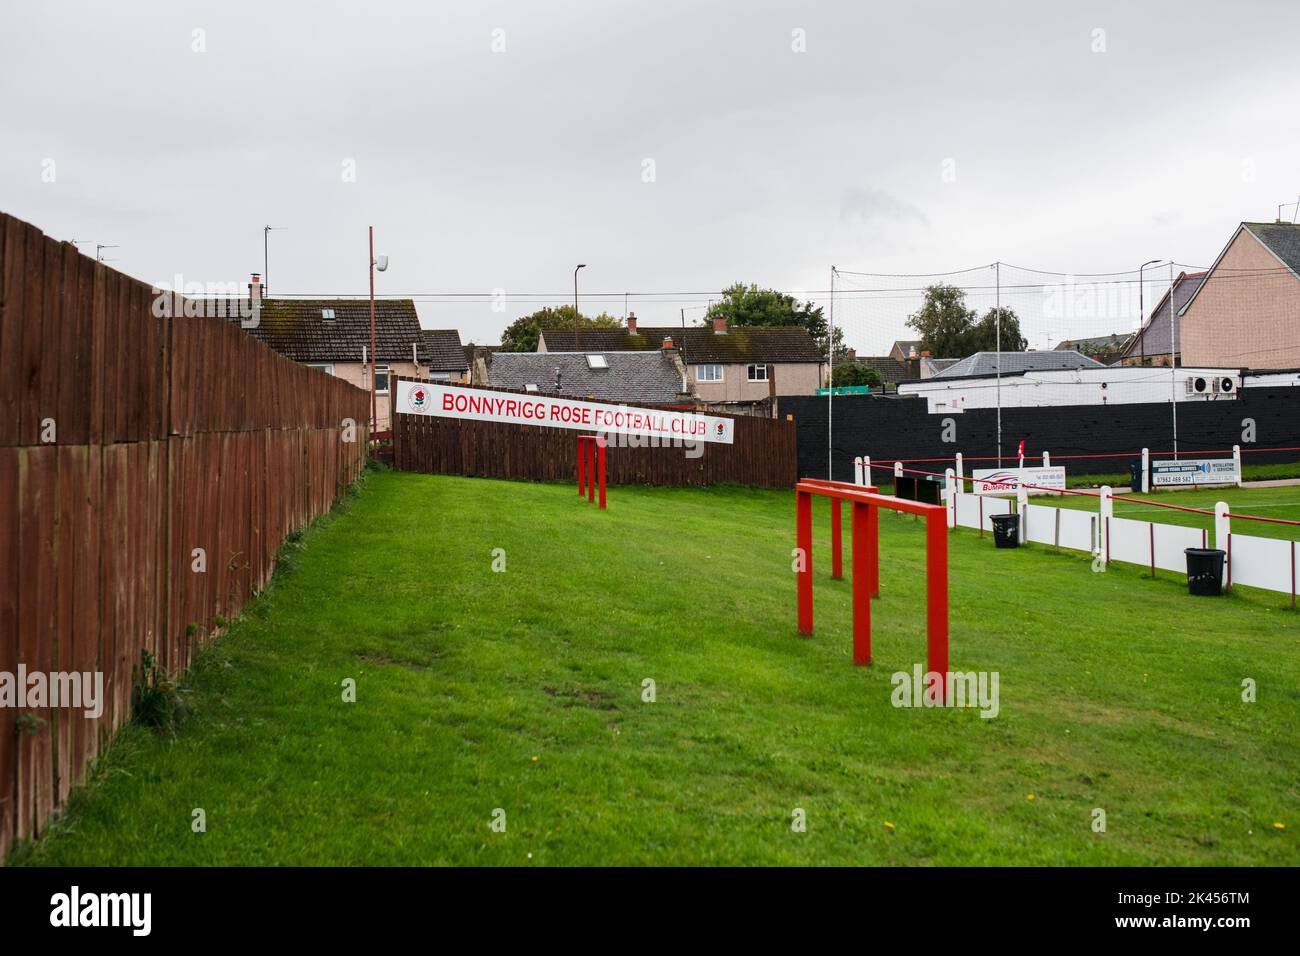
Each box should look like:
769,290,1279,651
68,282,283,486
851,455,1298,603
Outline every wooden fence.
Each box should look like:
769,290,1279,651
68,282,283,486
0,212,370,859
392,380,797,488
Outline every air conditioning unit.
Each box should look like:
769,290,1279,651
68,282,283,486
1219,376,1238,395
1185,375,1210,395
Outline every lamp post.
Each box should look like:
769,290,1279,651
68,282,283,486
573,263,586,346
1138,259,1160,366
368,227,389,434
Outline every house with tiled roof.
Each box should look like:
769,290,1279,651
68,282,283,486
232,277,426,429
1178,221,1300,368
1118,272,1204,368
1056,333,1132,366
537,314,825,411
420,329,469,382
489,350,691,405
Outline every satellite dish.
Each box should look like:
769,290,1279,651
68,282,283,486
375,255,389,272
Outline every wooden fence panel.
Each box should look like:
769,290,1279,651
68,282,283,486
391,381,797,490
0,211,372,859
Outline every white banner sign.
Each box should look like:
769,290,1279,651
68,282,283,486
395,381,736,445
1150,457,1239,487
972,466,1066,496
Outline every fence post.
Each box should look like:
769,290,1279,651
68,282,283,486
1215,501,1230,591
852,501,871,665
797,489,813,635
1141,447,1150,494
863,456,871,486
1016,485,1029,542
945,467,956,529
853,456,863,486
1098,485,1113,569
597,436,607,510
577,436,586,495
894,461,903,481
1233,444,1242,487
955,451,964,493
925,509,949,702
1042,451,1050,468
831,497,843,580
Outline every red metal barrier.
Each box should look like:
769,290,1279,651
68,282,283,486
795,480,948,690
576,434,606,510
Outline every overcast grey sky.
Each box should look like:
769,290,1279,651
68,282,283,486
3,0,1298,353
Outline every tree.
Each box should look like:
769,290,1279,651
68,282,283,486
832,362,882,389
499,305,621,352
968,306,1027,353
705,282,831,352
905,284,977,357
905,285,1025,356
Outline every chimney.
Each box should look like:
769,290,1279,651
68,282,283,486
713,316,727,334
627,312,637,334
920,349,930,358
661,335,674,349
249,273,263,303
847,348,856,361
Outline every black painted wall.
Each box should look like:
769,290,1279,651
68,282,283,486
784,385,1300,482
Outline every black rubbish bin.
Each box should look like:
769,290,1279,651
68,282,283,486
1184,548,1226,596
1129,460,1144,491
990,513,1020,549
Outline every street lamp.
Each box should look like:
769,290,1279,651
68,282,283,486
574,263,586,346
1138,259,1160,366
369,227,389,434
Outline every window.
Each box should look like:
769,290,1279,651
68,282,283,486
747,364,769,382
697,364,724,382
320,308,335,320
585,354,609,369
306,363,335,376
373,365,390,393
429,371,452,382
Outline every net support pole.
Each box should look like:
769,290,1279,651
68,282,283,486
1141,447,1150,493
925,509,949,702
827,265,835,481
995,260,1002,468
831,497,843,580
797,489,813,635
852,500,872,665
587,440,596,503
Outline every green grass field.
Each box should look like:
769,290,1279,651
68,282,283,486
10,470,1300,866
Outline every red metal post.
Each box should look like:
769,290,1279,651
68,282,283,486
597,437,606,510
925,510,949,701
868,498,880,597
852,501,871,665
797,489,813,635
577,436,586,495
587,440,596,503
831,497,843,580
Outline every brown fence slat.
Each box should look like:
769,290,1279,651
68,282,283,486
0,211,372,859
